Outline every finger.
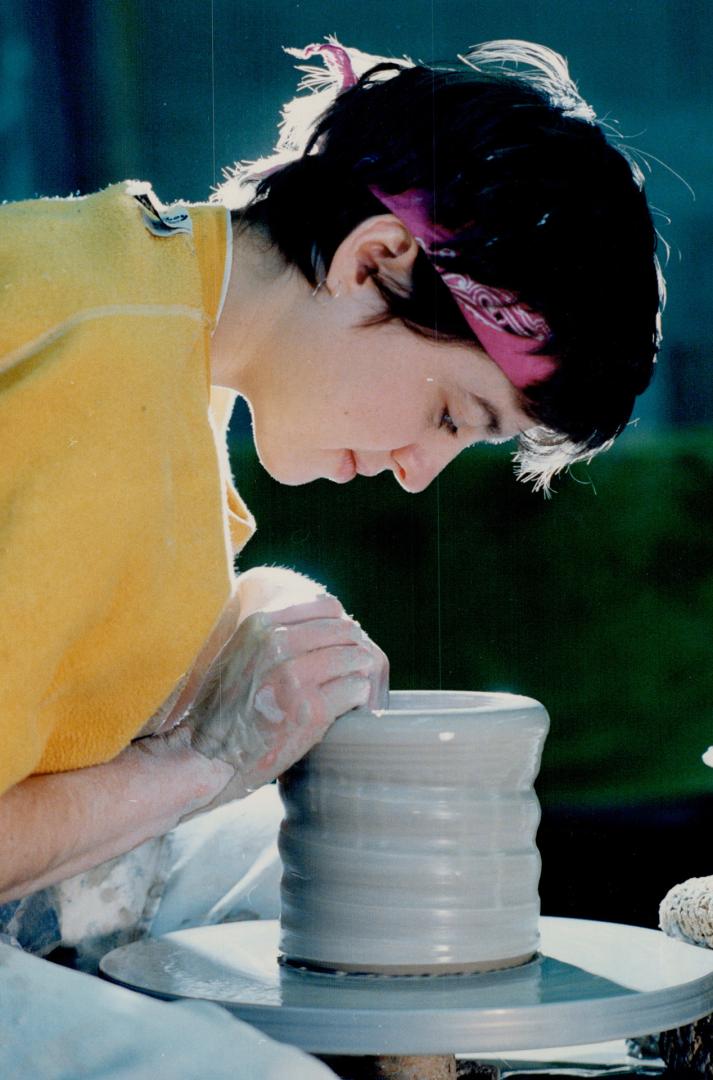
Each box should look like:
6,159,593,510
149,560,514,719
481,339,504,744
275,617,365,659
368,652,390,710
273,644,377,695
262,595,345,626
320,675,372,719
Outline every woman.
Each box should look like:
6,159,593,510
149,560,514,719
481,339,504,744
0,39,662,1078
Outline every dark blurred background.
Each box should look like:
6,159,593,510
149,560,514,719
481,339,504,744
3,1,712,928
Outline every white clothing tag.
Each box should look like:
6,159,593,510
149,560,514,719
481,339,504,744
133,189,193,238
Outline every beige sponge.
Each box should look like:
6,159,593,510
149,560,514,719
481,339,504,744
660,875,713,948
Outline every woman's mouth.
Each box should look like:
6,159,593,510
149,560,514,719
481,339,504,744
331,449,357,483
330,450,390,482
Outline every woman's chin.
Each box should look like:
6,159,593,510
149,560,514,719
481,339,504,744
260,465,311,486
258,448,357,486
257,456,324,486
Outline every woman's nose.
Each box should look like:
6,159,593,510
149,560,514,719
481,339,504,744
391,441,460,493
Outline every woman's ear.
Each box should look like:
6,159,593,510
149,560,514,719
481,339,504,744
325,215,419,302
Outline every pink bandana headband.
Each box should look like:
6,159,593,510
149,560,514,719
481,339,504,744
290,40,558,390
370,188,557,389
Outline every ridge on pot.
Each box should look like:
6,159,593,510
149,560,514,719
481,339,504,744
278,689,550,975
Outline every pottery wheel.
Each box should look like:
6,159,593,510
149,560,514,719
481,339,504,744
100,917,713,1056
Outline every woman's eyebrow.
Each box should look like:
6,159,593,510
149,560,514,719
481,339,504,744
467,393,502,436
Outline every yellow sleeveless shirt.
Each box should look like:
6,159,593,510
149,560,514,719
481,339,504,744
0,181,254,793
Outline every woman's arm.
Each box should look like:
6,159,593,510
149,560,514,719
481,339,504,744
0,729,232,904
0,568,386,904
0,570,321,902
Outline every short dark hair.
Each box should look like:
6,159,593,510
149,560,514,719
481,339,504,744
221,42,663,489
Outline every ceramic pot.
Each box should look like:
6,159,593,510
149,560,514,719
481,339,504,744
278,690,549,974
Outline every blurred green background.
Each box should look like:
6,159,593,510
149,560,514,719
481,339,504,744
2,1,712,925
232,433,713,812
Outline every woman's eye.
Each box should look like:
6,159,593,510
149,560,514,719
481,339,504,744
439,409,459,437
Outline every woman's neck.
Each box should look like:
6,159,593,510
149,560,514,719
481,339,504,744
209,218,296,397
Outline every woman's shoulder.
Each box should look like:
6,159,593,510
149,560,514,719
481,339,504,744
0,181,213,357
0,181,142,245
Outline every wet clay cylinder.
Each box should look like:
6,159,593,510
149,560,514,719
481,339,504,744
278,690,550,974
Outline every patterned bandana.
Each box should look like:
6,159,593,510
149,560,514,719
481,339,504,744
370,188,557,389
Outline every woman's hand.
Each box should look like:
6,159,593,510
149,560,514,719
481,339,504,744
174,591,388,798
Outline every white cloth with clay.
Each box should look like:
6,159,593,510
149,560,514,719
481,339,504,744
0,787,340,1079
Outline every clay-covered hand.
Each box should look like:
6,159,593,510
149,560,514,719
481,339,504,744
179,593,388,796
